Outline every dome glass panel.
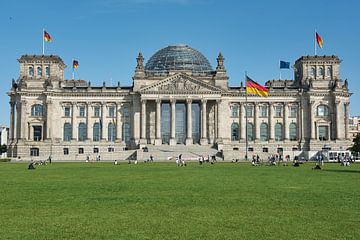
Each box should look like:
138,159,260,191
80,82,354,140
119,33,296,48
145,45,213,73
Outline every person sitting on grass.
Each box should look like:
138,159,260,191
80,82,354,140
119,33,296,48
28,161,36,170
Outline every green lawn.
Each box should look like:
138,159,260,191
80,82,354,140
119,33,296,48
0,162,359,240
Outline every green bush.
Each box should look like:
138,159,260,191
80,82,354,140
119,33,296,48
0,158,11,162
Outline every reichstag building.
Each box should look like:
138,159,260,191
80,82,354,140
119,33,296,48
7,45,352,161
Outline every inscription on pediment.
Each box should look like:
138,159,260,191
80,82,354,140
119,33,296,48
158,78,201,91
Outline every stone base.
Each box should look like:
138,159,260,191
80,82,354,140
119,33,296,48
154,139,162,146
139,139,147,144
200,138,208,145
169,138,177,146
185,138,193,145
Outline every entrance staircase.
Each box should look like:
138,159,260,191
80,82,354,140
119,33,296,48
136,144,219,162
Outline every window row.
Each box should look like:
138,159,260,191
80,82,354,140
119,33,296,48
63,122,130,142
63,106,129,118
231,105,298,118
308,66,332,78
28,66,50,77
231,122,298,141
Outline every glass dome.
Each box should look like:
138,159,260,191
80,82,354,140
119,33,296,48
145,45,213,74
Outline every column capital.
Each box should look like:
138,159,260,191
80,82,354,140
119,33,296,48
201,99,207,104
101,101,106,106
9,101,15,106
186,98,192,104
46,100,52,105
170,98,176,104
141,99,147,104
216,99,222,104
156,99,162,104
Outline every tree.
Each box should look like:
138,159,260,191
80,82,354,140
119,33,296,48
0,144,7,154
348,133,360,153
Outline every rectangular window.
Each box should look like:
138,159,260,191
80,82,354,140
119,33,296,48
262,147,268,152
290,106,298,118
109,107,115,117
231,106,238,117
319,126,329,141
123,107,129,117
260,106,268,117
64,107,71,117
94,106,100,117
63,148,69,155
33,126,42,141
246,106,253,118
248,147,254,152
78,148,84,154
79,107,85,117
93,148,99,153
108,147,114,152
275,106,283,117
30,148,39,156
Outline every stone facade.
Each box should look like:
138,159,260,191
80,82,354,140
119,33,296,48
7,46,352,161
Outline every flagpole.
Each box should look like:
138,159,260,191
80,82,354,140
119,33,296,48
72,59,75,80
314,29,317,56
42,28,45,55
279,60,281,80
245,71,248,162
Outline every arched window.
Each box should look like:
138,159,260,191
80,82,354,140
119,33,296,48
247,123,254,141
78,123,87,141
93,122,101,141
326,67,332,77
275,123,283,141
231,123,239,141
45,67,50,77
63,123,72,141
31,104,44,116
37,67,42,76
309,67,316,78
289,123,297,141
319,67,324,77
123,123,130,143
260,123,269,141
29,66,34,76
231,106,238,117
108,123,116,142
317,105,329,117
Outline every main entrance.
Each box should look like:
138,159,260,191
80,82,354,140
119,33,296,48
161,102,200,144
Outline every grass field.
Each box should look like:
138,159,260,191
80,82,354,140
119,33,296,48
0,162,359,240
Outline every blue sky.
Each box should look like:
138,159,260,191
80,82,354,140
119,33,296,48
1,0,359,126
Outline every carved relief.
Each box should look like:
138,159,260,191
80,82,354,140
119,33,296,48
158,78,201,91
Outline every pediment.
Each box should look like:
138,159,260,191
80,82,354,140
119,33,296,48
139,74,225,94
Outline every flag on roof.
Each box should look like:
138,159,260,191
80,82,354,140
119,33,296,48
73,60,79,69
246,76,269,97
280,61,290,69
316,32,323,48
44,31,52,42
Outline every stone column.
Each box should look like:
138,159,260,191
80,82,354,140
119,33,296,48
116,102,123,142
186,99,193,145
269,103,274,141
9,102,15,140
215,100,219,140
254,102,259,141
297,104,302,142
310,101,316,140
140,99,147,143
335,101,342,140
101,102,107,141
86,102,92,141
46,100,52,140
345,102,350,140
71,103,77,140
20,101,27,140
240,103,246,140
170,99,177,145
154,99,162,145
283,102,289,141
200,99,208,145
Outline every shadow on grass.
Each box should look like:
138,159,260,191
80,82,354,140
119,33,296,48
322,169,360,174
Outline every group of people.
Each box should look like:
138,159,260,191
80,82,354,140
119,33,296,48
175,154,186,167
198,155,217,165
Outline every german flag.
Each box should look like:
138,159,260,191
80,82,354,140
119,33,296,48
72,60,79,69
44,31,52,42
316,32,323,49
246,76,269,97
